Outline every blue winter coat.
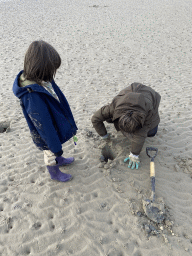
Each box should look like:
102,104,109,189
13,71,78,155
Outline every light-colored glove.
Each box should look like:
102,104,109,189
102,134,110,140
124,152,140,170
101,133,111,143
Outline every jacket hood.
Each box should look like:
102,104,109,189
13,71,53,99
113,92,147,122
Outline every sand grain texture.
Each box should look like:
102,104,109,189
0,0,192,255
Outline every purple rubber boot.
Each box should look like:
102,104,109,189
55,156,74,166
47,165,72,182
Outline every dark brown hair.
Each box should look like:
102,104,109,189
23,40,61,85
118,110,146,133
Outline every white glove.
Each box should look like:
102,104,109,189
102,134,109,140
124,152,140,170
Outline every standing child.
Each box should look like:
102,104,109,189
13,40,78,182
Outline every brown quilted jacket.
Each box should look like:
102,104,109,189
91,83,161,155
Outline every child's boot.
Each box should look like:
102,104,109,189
55,156,74,166
47,165,72,182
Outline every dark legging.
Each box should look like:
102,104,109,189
147,126,158,137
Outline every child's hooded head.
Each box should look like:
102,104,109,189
24,40,61,85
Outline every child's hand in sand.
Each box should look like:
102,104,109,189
124,152,140,170
101,133,111,143
102,133,110,140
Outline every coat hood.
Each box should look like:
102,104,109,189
112,92,147,123
12,71,53,99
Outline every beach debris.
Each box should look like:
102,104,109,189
86,131,94,137
139,204,174,238
0,121,10,133
144,223,160,236
99,202,107,210
136,211,143,217
32,222,42,230
98,162,105,168
100,202,106,208
174,164,181,172
162,234,169,243
165,219,174,230
89,5,109,8
13,204,22,210
104,163,110,169
89,5,99,8
142,199,165,224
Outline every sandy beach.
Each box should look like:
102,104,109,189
0,0,192,255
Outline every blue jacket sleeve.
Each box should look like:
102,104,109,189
23,92,62,154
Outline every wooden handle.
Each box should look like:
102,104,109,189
150,161,155,177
